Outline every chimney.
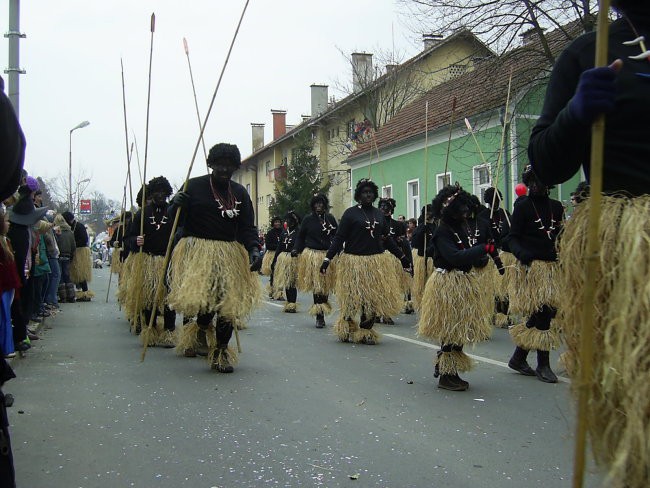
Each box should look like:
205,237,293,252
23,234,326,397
519,27,540,46
310,84,328,117
351,52,373,92
385,64,398,73
285,125,294,132
423,33,444,50
271,109,287,140
251,123,264,152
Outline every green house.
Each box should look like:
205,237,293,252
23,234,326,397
346,29,584,218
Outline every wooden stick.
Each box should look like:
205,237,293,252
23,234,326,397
106,180,128,303
120,59,135,211
423,101,429,275
142,0,251,361
491,71,512,225
443,97,457,177
572,1,611,486
182,37,210,171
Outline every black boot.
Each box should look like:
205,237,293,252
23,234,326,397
450,374,469,390
535,350,558,383
315,313,325,328
434,350,442,378
508,347,536,376
438,374,467,391
359,314,376,345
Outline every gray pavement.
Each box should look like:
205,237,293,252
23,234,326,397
5,269,603,487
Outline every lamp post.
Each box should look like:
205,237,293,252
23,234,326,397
68,120,90,210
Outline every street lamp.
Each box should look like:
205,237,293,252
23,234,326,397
68,120,90,210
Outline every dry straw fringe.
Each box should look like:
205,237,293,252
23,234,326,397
175,320,202,356
559,196,650,488
412,252,433,311
496,251,517,299
508,260,560,316
308,302,332,317
352,327,381,344
334,252,403,320
387,252,412,294
297,248,336,295
70,246,93,283
260,250,275,276
122,252,167,323
509,321,561,351
283,302,297,313
333,316,359,342
116,253,134,304
437,350,474,375
494,312,510,329
140,316,164,347
210,346,239,369
167,237,261,320
110,248,122,275
417,269,492,345
274,252,299,289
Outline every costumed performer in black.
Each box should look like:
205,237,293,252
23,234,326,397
321,179,411,345
377,197,413,322
61,211,93,302
292,193,337,328
116,186,145,330
262,216,283,299
417,185,499,391
410,204,435,311
108,210,133,277
125,176,176,347
271,210,301,313
477,187,513,328
505,165,564,384
528,0,650,483
168,143,261,373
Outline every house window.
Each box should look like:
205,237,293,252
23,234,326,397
347,119,356,139
473,164,491,201
407,179,420,220
448,64,467,79
266,194,272,208
381,185,392,199
265,161,271,174
436,172,452,193
246,183,251,195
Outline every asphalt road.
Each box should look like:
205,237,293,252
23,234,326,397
5,269,603,487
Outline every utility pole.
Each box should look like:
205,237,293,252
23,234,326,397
4,0,26,116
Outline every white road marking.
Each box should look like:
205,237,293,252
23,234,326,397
264,300,284,308
383,333,570,384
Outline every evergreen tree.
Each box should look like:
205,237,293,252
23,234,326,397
269,132,330,220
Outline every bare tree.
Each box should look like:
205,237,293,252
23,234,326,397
46,168,92,213
398,0,601,64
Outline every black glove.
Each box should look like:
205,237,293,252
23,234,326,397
249,248,262,272
399,254,411,270
171,191,190,209
290,249,299,258
320,259,330,274
569,64,619,125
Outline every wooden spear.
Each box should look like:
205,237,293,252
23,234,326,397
142,0,251,361
573,1,611,486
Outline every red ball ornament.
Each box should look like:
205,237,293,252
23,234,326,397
515,183,527,197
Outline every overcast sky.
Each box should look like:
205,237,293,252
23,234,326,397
1,0,425,207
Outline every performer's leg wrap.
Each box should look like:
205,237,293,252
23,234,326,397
308,294,332,318
284,288,298,312
510,305,560,352
334,316,359,342
353,312,380,345
140,308,160,346
212,317,237,373
437,343,473,375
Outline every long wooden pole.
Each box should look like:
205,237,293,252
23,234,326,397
142,0,251,361
423,101,429,275
491,72,513,225
106,181,128,303
182,37,210,171
572,1,610,486
443,97,457,177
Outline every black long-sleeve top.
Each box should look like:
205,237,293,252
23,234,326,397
476,207,511,251
264,227,283,251
276,227,298,254
171,175,259,252
430,220,488,273
126,205,173,256
529,17,650,195
72,221,89,248
325,204,403,260
385,216,412,263
506,194,564,263
294,212,338,253
412,222,436,257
